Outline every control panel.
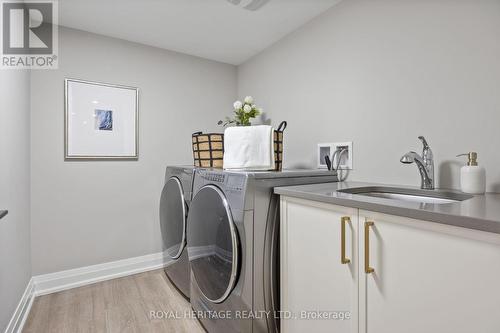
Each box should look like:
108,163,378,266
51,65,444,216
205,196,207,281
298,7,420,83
194,170,248,213
201,172,226,183
226,174,246,192
198,171,246,192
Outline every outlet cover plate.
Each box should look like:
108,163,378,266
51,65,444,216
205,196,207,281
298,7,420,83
317,143,334,169
332,142,353,170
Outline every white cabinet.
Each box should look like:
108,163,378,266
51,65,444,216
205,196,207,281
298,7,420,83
280,196,500,333
280,197,358,333
359,210,500,333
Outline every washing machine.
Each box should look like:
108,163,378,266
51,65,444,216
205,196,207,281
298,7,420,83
187,168,338,333
160,165,195,300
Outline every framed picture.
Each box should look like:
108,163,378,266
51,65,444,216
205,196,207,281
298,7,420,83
64,78,139,160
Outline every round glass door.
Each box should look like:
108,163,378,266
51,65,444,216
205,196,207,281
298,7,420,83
160,177,187,260
187,185,239,303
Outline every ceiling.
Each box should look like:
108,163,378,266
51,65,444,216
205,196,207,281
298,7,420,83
59,0,341,65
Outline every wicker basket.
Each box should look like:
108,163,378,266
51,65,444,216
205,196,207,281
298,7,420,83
192,132,224,168
273,121,287,171
192,121,287,170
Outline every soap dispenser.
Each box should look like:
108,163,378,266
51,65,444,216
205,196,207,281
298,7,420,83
456,152,486,194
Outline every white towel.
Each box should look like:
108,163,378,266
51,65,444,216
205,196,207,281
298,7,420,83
223,125,275,170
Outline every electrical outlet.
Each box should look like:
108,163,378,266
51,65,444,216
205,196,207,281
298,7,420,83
332,142,353,170
317,143,334,169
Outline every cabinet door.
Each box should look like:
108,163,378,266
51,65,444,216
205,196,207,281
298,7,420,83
281,197,358,333
359,210,500,333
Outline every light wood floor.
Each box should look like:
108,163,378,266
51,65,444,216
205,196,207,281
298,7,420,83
23,270,205,333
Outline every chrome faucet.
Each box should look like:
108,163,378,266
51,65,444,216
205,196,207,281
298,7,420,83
400,136,434,190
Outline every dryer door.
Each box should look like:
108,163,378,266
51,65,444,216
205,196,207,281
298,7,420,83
160,177,187,260
187,185,239,303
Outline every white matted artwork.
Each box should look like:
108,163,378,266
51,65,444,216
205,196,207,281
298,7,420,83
65,78,139,159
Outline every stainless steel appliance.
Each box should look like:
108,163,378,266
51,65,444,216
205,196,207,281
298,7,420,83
160,166,195,300
187,169,338,333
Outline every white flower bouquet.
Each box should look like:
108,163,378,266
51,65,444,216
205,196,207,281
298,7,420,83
218,96,262,126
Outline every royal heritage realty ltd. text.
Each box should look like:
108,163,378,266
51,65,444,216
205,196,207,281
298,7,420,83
150,310,352,321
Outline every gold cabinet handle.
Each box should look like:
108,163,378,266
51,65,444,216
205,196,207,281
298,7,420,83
364,221,375,274
340,217,351,264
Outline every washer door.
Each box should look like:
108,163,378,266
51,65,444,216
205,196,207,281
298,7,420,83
187,185,239,303
160,177,187,260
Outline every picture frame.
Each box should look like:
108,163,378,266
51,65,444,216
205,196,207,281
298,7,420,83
64,78,139,160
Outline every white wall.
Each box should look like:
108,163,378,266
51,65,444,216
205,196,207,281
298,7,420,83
238,0,500,192
27,0,500,278
31,27,237,275
0,70,31,331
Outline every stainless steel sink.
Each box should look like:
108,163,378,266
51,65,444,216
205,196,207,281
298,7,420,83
338,186,473,204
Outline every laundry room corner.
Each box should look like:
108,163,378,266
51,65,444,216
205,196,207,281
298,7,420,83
29,27,237,276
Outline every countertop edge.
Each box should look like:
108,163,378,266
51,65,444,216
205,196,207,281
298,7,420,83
275,187,500,235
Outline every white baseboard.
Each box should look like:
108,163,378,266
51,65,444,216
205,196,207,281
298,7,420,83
33,251,171,296
4,278,35,333
4,252,171,333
